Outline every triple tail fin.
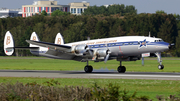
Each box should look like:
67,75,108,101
30,32,40,47
4,31,14,56
55,33,64,45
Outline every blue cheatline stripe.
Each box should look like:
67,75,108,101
30,41,169,51
148,42,169,46
88,41,169,49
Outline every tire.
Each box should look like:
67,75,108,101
84,66,93,73
158,65,164,70
117,66,126,73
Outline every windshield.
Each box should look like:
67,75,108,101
154,40,164,42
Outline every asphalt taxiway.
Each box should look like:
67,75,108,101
0,70,180,80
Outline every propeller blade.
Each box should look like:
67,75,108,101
104,53,110,63
169,43,175,49
86,45,93,56
88,49,93,56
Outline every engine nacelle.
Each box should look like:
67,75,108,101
71,44,87,54
96,49,108,57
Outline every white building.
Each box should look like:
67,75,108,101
0,8,22,18
69,1,89,15
22,0,70,17
22,0,90,17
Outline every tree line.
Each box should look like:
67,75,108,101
82,4,137,16
0,6,179,56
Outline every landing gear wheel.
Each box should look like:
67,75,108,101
158,65,164,70
117,66,126,73
84,65,93,73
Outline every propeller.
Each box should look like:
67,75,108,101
169,43,175,49
86,36,93,56
85,45,93,56
104,50,111,63
104,43,111,63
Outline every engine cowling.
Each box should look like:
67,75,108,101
96,49,108,57
71,45,88,54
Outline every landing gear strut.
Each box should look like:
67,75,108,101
155,52,164,70
84,61,93,73
117,61,126,73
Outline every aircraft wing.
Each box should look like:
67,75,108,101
26,40,71,52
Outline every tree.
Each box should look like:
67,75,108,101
173,14,180,30
82,4,137,16
51,10,70,16
41,10,47,16
156,10,166,14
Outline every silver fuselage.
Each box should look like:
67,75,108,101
31,36,170,61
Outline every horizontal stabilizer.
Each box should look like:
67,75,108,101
26,40,71,51
6,47,39,49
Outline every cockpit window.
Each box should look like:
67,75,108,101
154,40,164,42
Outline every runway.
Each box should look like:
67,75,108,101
0,70,180,80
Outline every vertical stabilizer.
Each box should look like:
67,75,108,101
55,33,64,45
30,32,40,47
29,32,48,55
4,31,14,55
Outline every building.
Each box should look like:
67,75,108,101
0,8,22,18
22,0,70,17
69,1,89,15
22,0,90,17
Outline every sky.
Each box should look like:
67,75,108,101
0,0,180,14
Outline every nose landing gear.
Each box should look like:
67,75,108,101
155,52,164,70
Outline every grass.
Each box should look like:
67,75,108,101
0,56,180,72
0,57,180,100
0,77,180,100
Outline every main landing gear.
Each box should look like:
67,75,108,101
84,61,126,73
155,52,164,70
117,61,126,73
84,61,93,73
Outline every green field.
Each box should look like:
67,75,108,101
0,57,180,72
0,57,180,100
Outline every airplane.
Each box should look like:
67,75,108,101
4,31,172,73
